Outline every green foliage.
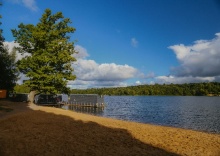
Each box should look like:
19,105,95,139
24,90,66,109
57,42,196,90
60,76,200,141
70,82,220,96
0,47,19,90
14,84,30,93
14,82,220,96
0,4,19,90
12,9,77,94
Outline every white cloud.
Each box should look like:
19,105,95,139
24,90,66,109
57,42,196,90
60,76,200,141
139,71,155,79
3,41,30,62
3,41,19,52
73,59,138,81
156,75,215,84
17,73,29,84
131,37,138,47
67,80,91,89
68,79,128,89
168,33,220,78
71,34,220,86
3,41,30,84
152,33,220,84
5,39,148,88
4,42,140,88
135,81,141,85
22,0,38,11
7,0,38,11
74,45,89,59
70,45,146,88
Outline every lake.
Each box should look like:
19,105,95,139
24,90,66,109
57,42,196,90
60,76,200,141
66,96,220,133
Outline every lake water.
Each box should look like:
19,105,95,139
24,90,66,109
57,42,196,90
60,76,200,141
66,96,220,133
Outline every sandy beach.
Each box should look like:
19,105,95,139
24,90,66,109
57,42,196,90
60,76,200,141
0,100,219,156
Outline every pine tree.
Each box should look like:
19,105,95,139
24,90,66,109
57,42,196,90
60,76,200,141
12,9,77,96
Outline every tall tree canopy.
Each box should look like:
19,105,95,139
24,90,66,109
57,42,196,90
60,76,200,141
12,9,77,94
0,3,18,90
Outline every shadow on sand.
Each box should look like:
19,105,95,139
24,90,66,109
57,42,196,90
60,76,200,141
0,100,179,156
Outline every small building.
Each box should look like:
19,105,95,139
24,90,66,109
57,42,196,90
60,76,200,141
69,94,104,105
11,93,29,102
0,90,7,98
34,94,57,105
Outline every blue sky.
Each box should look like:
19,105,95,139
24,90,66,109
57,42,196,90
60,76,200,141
1,0,220,88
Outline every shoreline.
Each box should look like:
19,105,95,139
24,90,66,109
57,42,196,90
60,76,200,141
64,105,219,135
0,100,220,155
72,108,220,135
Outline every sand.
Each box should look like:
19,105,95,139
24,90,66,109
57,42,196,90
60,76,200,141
0,100,219,156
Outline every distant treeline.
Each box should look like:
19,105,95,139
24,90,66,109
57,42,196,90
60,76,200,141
71,82,220,96
14,82,220,96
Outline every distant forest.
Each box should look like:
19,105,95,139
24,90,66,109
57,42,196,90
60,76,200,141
70,82,220,96
14,82,220,96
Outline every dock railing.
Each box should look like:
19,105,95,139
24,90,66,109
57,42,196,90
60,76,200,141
61,101,105,109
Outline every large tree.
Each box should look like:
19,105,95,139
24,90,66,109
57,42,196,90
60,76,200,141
0,4,18,91
12,9,76,97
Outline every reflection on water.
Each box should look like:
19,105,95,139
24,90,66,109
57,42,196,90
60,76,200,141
102,96,220,133
62,96,220,133
62,104,104,116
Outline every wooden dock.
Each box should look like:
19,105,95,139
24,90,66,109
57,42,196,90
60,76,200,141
62,103,105,108
37,103,63,107
36,102,105,109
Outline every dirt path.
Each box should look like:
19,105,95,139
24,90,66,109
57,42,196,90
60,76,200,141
0,100,219,156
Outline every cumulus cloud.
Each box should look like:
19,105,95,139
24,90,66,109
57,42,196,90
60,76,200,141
72,33,220,86
68,79,128,89
22,0,38,11
3,41,30,84
169,33,220,77
131,37,138,47
70,45,145,88
156,75,215,84
74,45,89,59
156,33,220,84
3,41,153,88
67,80,91,89
135,81,141,85
17,73,29,84
139,71,155,79
3,41,19,52
7,0,38,11
73,59,138,81
3,41,30,61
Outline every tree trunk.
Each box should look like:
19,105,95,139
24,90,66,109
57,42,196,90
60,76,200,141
29,90,36,104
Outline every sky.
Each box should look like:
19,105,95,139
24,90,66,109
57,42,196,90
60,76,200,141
1,0,220,89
